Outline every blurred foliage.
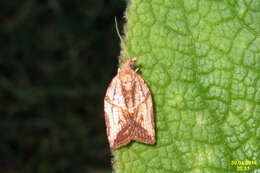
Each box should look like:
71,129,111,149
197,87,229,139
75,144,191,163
0,0,126,172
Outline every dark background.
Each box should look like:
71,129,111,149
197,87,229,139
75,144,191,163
0,0,126,172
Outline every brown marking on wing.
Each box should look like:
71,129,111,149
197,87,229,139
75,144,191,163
133,121,155,144
112,123,133,149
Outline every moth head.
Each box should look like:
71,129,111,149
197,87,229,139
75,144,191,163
122,57,136,70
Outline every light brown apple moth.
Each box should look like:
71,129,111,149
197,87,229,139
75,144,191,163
104,57,155,149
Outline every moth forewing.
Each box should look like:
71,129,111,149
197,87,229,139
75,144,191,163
104,57,155,149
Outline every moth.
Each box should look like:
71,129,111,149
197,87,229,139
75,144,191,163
104,57,155,149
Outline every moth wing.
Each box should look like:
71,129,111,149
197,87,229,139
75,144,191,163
133,74,155,144
132,73,151,106
105,74,126,108
104,75,131,149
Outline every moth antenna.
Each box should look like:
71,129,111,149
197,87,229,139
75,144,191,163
115,17,124,46
115,17,129,63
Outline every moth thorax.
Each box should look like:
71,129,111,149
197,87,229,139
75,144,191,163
119,73,134,90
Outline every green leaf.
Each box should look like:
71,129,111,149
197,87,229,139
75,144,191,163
113,0,260,172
